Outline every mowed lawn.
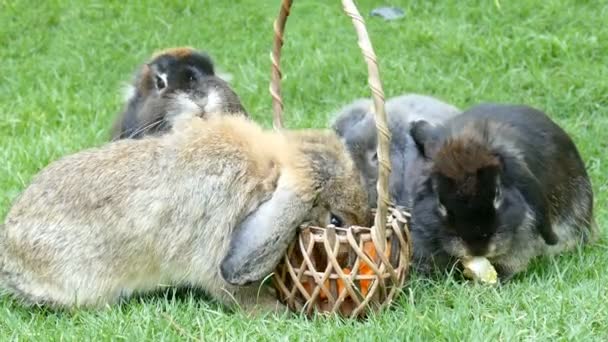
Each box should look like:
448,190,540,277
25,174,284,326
1,0,607,340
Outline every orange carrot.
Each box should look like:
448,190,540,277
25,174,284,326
358,240,391,296
302,277,314,297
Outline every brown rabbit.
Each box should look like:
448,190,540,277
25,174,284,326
0,114,371,311
110,47,248,140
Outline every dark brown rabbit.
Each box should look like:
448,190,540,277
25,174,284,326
409,103,597,281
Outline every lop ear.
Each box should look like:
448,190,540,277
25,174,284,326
220,183,314,286
503,154,559,245
527,185,559,245
410,120,442,159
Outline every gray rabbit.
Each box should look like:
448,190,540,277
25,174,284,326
0,114,371,311
331,94,460,208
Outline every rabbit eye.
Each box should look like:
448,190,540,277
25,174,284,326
493,184,503,209
185,69,198,83
437,202,448,218
330,213,344,227
154,74,167,91
368,151,378,166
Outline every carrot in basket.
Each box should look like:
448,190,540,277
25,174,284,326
301,241,393,300
359,240,392,296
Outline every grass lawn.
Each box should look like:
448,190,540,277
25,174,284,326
1,0,607,340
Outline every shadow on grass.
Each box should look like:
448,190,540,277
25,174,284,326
0,285,228,319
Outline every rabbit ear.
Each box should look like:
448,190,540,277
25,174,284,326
220,184,313,286
410,120,443,159
524,184,559,246
331,99,373,137
503,154,559,246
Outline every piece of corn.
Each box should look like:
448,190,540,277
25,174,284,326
462,257,498,284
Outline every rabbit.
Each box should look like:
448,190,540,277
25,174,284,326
0,114,371,311
331,94,460,208
110,47,248,140
408,103,597,281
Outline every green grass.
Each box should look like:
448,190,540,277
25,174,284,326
1,0,607,340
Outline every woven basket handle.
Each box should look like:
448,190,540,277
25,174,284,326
270,0,392,246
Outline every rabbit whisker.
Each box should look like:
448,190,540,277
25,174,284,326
127,118,165,139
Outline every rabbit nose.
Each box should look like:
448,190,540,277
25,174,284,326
467,241,489,257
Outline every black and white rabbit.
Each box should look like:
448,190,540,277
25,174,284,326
110,47,248,140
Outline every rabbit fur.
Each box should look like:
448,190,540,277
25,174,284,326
110,47,248,140
0,114,371,311
331,93,461,208
409,103,597,281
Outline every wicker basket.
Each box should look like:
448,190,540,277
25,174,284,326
269,0,412,318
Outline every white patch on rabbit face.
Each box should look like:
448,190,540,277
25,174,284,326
166,92,200,123
204,89,221,114
122,84,136,102
154,73,168,92
165,89,227,126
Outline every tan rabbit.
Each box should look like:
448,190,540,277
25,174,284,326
110,47,248,140
0,114,371,312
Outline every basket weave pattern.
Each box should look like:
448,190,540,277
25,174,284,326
269,0,412,318
273,209,411,317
